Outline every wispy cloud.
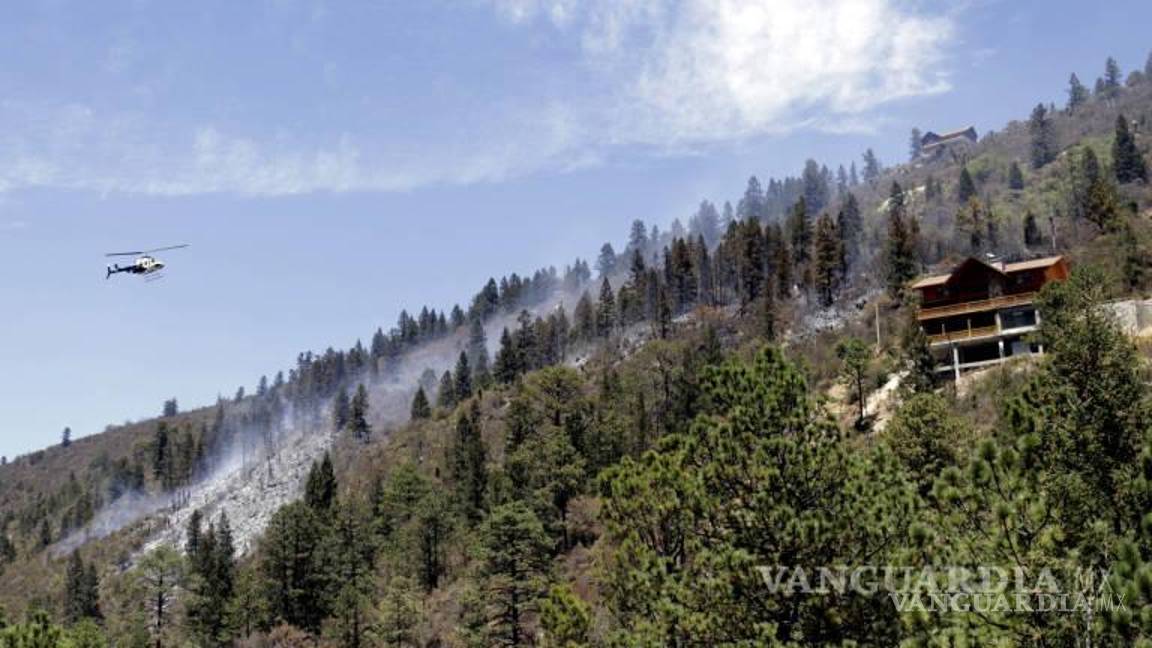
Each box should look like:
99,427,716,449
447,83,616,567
492,0,954,145
0,0,955,197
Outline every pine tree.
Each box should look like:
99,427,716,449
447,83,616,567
329,501,376,648
1028,103,1056,169
1023,211,1043,248
349,384,371,443
415,491,453,592
900,309,937,394
738,218,766,306
333,387,350,432
467,317,491,386
786,197,811,264
596,243,617,278
628,219,649,252
956,165,977,203
596,277,616,337
957,198,986,253
572,292,595,341
812,213,841,308
186,513,236,645
885,393,963,493
837,192,862,272
801,159,829,214
1008,160,1025,190
152,422,172,489
654,279,672,340
600,348,915,644
539,584,592,647
689,201,721,247
375,576,422,646
884,182,919,299
1104,56,1122,96
696,235,715,307
453,352,473,401
437,370,456,408
739,176,765,220
410,387,431,421
61,427,71,448
493,328,519,384
450,401,487,522
836,338,871,427
304,453,337,512
1079,147,1120,229
909,127,923,161
136,546,185,645
260,502,330,632
64,551,101,623
767,223,792,298
477,502,551,647
1113,114,1148,183
1067,73,1088,112
862,148,881,183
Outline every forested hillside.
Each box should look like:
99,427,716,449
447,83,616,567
2,51,1152,646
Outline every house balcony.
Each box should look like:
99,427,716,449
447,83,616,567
926,324,1000,345
918,291,1038,321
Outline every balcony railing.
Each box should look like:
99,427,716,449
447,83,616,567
926,324,1001,345
918,291,1037,321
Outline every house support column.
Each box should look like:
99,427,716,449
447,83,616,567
952,345,961,381
998,339,1005,359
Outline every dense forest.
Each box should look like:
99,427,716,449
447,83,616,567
2,50,1152,646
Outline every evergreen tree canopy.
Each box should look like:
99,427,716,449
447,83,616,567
453,351,473,401
349,384,371,443
410,386,431,420
304,452,337,512
956,166,977,203
1067,73,1089,111
883,182,919,299
1008,160,1025,190
1113,114,1148,183
1029,103,1057,169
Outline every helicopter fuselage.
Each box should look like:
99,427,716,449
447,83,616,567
106,255,166,278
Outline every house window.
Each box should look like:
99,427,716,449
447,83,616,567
1000,308,1036,330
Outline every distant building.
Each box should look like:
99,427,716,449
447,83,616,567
911,255,1069,379
919,126,978,162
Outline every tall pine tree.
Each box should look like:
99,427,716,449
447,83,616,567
884,182,919,299
1113,114,1148,183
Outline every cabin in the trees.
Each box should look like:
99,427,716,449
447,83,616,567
919,126,978,162
911,255,1069,379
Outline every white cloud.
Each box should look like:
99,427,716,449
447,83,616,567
492,0,954,146
0,1,954,197
0,101,596,197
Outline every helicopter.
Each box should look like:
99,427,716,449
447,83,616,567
105,244,189,280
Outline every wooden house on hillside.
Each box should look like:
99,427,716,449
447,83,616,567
911,255,1069,379
919,126,978,162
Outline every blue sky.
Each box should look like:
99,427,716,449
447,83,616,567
1,0,1150,458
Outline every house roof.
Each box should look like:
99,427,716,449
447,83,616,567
921,126,978,148
1002,256,1064,272
910,255,1063,290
